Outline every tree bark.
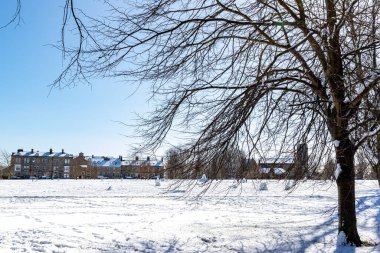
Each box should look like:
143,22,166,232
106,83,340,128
375,164,380,187
376,133,380,187
336,138,362,246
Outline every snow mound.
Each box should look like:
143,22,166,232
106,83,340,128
259,182,268,191
199,174,208,184
284,181,295,191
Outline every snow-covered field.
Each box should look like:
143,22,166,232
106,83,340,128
0,179,378,253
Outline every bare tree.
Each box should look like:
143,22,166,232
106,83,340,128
0,150,12,179
54,0,380,245
362,134,380,185
359,0,380,186
319,157,335,180
208,147,247,179
165,148,187,179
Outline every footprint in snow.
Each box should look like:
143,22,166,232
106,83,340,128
92,233,104,240
200,237,217,243
72,228,83,233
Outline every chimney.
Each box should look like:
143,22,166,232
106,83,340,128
62,149,65,154
50,148,53,154
79,152,84,157
135,156,139,161
31,149,34,153
161,157,164,162
147,156,150,161
92,155,94,158
119,155,123,161
17,149,23,153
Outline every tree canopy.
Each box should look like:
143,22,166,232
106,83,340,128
54,0,380,246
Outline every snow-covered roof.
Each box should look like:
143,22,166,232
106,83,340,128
259,157,293,164
121,159,164,167
13,151,73,158
259,168,271,174
86,156,122,168
273,168,286,175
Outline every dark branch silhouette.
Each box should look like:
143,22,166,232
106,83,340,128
54,0,380,246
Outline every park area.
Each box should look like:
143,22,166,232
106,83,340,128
0,179,379,252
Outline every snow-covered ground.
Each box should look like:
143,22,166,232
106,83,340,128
0,179,378,253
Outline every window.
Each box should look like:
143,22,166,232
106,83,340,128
24,158,30,163
64,166,70,173
64,159,71,165
53,166,59,177
23,165,29,171
14,165,21,172
15,158,21,164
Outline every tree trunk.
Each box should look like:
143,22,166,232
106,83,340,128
336,138,362,246
375,165,380,187
376,133,380,187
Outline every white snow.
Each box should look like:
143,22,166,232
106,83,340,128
335,164,342,179
155,177,161,186
0,179,378,252
259,182,268,191
273,167,286,175
284,180,296,191
337,231,347,246
199,174,208,183
344,97,351,103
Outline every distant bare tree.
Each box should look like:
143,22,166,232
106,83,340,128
355,151,369,180
0,150,12,179
208,147,247,179
362,135,380,185
320,157,335,180
359,0,380,187
165,148,188,179
55,0,380,245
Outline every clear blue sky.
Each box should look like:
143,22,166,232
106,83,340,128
0,1,158,158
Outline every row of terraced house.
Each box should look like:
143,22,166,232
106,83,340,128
10,149,164,179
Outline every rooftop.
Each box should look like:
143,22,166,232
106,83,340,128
13,150,73,158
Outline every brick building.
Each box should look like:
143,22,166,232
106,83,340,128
11,149,73,179
258,143,309,179
121,156,164,179
71,154,122,179
71,152,96,179
89,156,122,178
